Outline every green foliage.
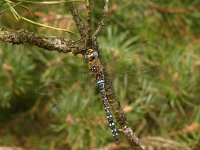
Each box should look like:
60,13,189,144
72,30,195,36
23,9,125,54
0,0,200,149
0,44,36,107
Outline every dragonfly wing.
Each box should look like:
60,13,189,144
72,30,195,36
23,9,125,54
35,69,91,96
34,80,58,96
103,41,161,80
48,89,79,118
102,41,158,64
114,65,161,79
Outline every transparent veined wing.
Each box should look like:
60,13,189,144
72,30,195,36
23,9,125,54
35,70,91,96
48,89,80,117
34,70,94,117
103,40,161,80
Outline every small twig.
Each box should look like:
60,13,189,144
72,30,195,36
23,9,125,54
0,29,84,54
67,2,87,37
86,0,93,38
93,0,109,37
142,136,191,150
17,0,84,5
192,136,200,150
0,146,23,150
149,3,200,14
21,16,77,35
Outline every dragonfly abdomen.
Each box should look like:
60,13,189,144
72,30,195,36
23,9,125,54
97,79,119,144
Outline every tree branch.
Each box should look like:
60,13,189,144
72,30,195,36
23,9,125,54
67,2,87,38
93,0,109,37
0,29,84,54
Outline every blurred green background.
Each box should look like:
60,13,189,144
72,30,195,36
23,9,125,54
0,0,200,150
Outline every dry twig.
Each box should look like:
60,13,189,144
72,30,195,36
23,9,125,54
67,1,87,37
149,3,200,14
93,0,109,37
86,0,93,38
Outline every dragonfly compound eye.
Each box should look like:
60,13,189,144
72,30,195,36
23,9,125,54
90,51,98,61
92,51,98,58
85,49,99,61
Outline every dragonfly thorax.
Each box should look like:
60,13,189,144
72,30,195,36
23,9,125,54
85,49,104,79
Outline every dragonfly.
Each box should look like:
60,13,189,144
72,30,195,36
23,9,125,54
35,40,160,144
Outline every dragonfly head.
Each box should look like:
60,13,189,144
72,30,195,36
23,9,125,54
85,49,98,61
